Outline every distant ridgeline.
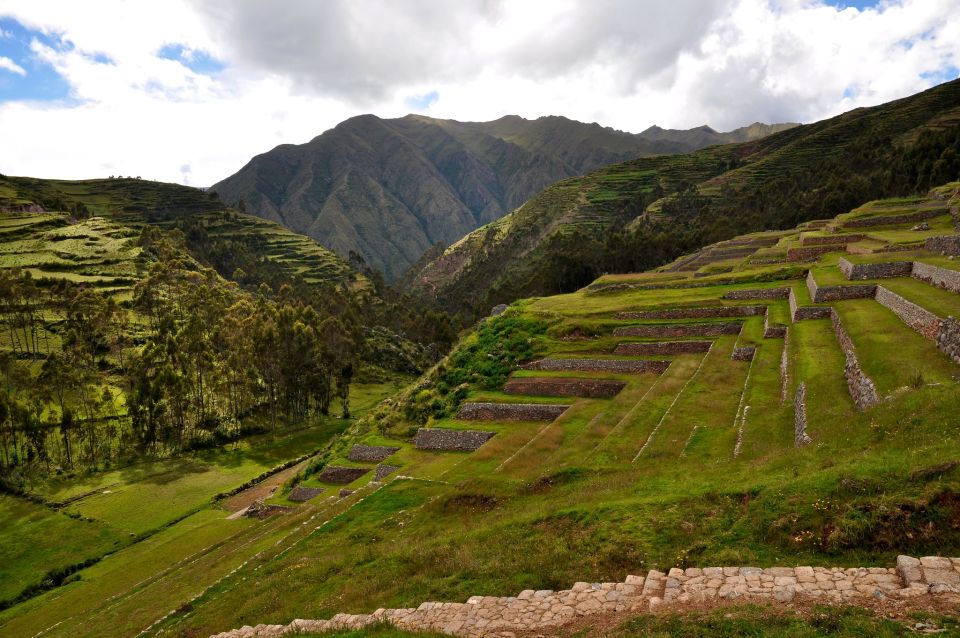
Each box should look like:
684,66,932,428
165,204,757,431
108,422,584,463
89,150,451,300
0,176,455,479
405,78,960,319
211,114,796,281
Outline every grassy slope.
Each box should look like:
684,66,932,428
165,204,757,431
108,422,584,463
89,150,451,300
0,191,955,636
409,78,960,315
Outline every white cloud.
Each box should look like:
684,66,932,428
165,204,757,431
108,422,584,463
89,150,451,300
0,55,26,75
0,0,958,186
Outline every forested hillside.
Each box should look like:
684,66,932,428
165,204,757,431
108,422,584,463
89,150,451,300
211,114,796,280
407,79,960,319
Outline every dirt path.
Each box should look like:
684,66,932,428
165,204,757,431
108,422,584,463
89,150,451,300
222,460,309,517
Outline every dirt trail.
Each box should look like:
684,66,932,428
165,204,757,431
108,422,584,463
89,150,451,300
222,461,308,517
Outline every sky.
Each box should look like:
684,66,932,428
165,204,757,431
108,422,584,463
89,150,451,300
0,0,958,187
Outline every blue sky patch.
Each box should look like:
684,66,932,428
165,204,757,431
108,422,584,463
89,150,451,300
821,0,883,10
0,17,71,102
921,66,960,85
158,43,225,74
405,90,439,111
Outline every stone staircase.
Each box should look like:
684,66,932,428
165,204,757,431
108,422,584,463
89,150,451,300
209,556,960,638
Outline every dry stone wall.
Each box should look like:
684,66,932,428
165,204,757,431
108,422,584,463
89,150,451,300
789,288,832,322
615,306,765,320
837,257,913,280
614,341,712,355
613,322,742,338
318,466,370,485
504,377,626,398
348,445,400,463
780,329,790,404
831,310,880,410
937,317,960,366
912,261,960,294
925,235,960,255
842,208,946,228
732,346,756,362
374,464,399,482
456,402,570,422
209,556,960,638
723,287,791,300
764,313,787,338
286,487,323,503
874,286,943,340
807,271,876,303
521,358,671,374
788,245,844,262
414,428,495,451
794,382,811,446
800,234,865,246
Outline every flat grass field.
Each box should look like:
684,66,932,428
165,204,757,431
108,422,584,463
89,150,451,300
2,186,960,637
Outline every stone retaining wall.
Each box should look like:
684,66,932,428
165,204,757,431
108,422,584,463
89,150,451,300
800,234,865,246
413,428,495,451
723,287,790,300
504,377,626,398
780,329,790,404
794,382,811,446
841,208,946,228
374,464,399,482
807,270,876,303
837,257,913,281
789,288,832,322
287,486,323,503
912,261,960,294
763,313,787,338
521,358,671,374
787,245,843,262
615,306,765,320
874,286,943,340
456,402,569,422
209,556,960,638
348,445,400,463
731,346,756,362
318,466,370,485
613,322,742,338
831,310,880,410
937,317,960,366
614,341,713,355
925,235,960,255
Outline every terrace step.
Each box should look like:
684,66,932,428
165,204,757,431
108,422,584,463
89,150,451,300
413,428,495,451
521,358,670,374
614,306,766,320
503,377,626,398
455,402,571,422
613,322,743,338
614,341,713,355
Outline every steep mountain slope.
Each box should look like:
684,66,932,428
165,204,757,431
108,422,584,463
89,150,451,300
407,79,960,317
211,115,797,280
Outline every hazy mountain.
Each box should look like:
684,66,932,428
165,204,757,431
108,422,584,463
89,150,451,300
211,114,797,280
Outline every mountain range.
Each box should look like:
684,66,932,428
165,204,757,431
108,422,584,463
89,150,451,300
211,115,797,280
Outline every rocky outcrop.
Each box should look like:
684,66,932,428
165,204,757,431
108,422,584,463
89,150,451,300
613,322,742,338
348,445,400,463
521,358,671,374
794,382,811,446
723,287,790,300
613,341,712,355
925,235,960,255
912,261,960,294
614,306,765,320
208,556,960,638
413,428,495,451
504,377,626,398
318,466,370,485
831,311,880,410
837,257,913,280
456,402,570,422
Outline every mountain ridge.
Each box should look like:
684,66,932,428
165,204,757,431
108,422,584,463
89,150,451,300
211,114,798,279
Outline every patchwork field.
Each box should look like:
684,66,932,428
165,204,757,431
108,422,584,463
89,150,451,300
2,184,960,637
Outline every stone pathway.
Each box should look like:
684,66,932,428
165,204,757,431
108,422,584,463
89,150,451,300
207,555,960,638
